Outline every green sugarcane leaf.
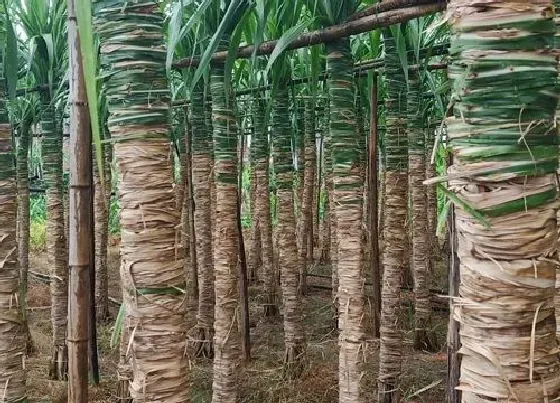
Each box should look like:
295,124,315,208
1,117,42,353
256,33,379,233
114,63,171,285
40,33,54,91
265,21,308,77
392,24,409,86
310,43,321,89
438,184,491,229
166,0,212,73
192,0,250,89
166,0,186,74
225,8,251,92
369,29,381,58
110,303,126,349
76,0,104,186
436,198,451,238
481,189,557,218
24,40,37,79
252,0,269,64
4,0,18,100
424,69,445,117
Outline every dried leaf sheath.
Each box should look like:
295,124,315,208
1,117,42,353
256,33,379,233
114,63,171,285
210,61,242,403
407,69,433,350
329,194,339,321
0,75,26,402
95,1,189,401
324,105,339,327
447,1,560,400
326,38,367,403
299,97,316,300
252,95,278,317
191,84,214,357
16,125,30,312
273,83,306,376
177,112,198,335
555,0,560,338
42,101,68,381
378,29,408,403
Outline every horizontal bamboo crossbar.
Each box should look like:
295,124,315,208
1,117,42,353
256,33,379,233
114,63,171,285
172,1,447,69
348,0,440,21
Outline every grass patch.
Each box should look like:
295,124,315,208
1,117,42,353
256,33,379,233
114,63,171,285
30,220,46,251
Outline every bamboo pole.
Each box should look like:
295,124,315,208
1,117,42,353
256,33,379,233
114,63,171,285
172,3,446,69
67,0,93,399
367,73,381,339
348,0,441,21
314,112,323,252
89,159,100,385
446,206,461,403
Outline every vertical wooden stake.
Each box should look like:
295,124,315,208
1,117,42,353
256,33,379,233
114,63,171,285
67,0,92,400
184,109,198,295
316,131,324,249
89,156,100,384
238,131,251,363
367,73,381,338
447,205,461,403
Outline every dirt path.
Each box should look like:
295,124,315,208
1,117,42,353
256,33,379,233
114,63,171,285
26,246,447,402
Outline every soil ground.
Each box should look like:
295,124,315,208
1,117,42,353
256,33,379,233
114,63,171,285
26,243,448,402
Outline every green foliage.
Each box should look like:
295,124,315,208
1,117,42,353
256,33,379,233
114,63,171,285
166,0,214,73
269,191,278,227
191,0,251,88
264,21,308,77
30,194,46,222
30,194,46,250
317,186,327,222
30,220,46,250
3,0,18,101
16,0,68,92
76,0,103,186
241,162,252,229
109,195,120,235
304,0,358,26
110,303,126,349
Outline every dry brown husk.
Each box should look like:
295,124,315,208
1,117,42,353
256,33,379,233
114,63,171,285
211,174,242,402
192,154,215,357
277,188,307,378
378,170,408,400
254,159,278,317
0,123,27,402
409,154,434,350
446,2,560,401
115,138,189,402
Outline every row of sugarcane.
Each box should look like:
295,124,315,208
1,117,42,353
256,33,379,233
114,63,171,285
3,0,559,402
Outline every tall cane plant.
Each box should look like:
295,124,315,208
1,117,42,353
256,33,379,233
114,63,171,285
16,0,69,379
177,0,252,400
444,1,560,400
256,0,311,378
378,24,408,403
0,4,27,399
94,0,190,400
168,0,216,358
304,0,368,400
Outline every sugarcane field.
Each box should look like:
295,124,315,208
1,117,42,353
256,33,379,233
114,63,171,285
1,0,559,402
